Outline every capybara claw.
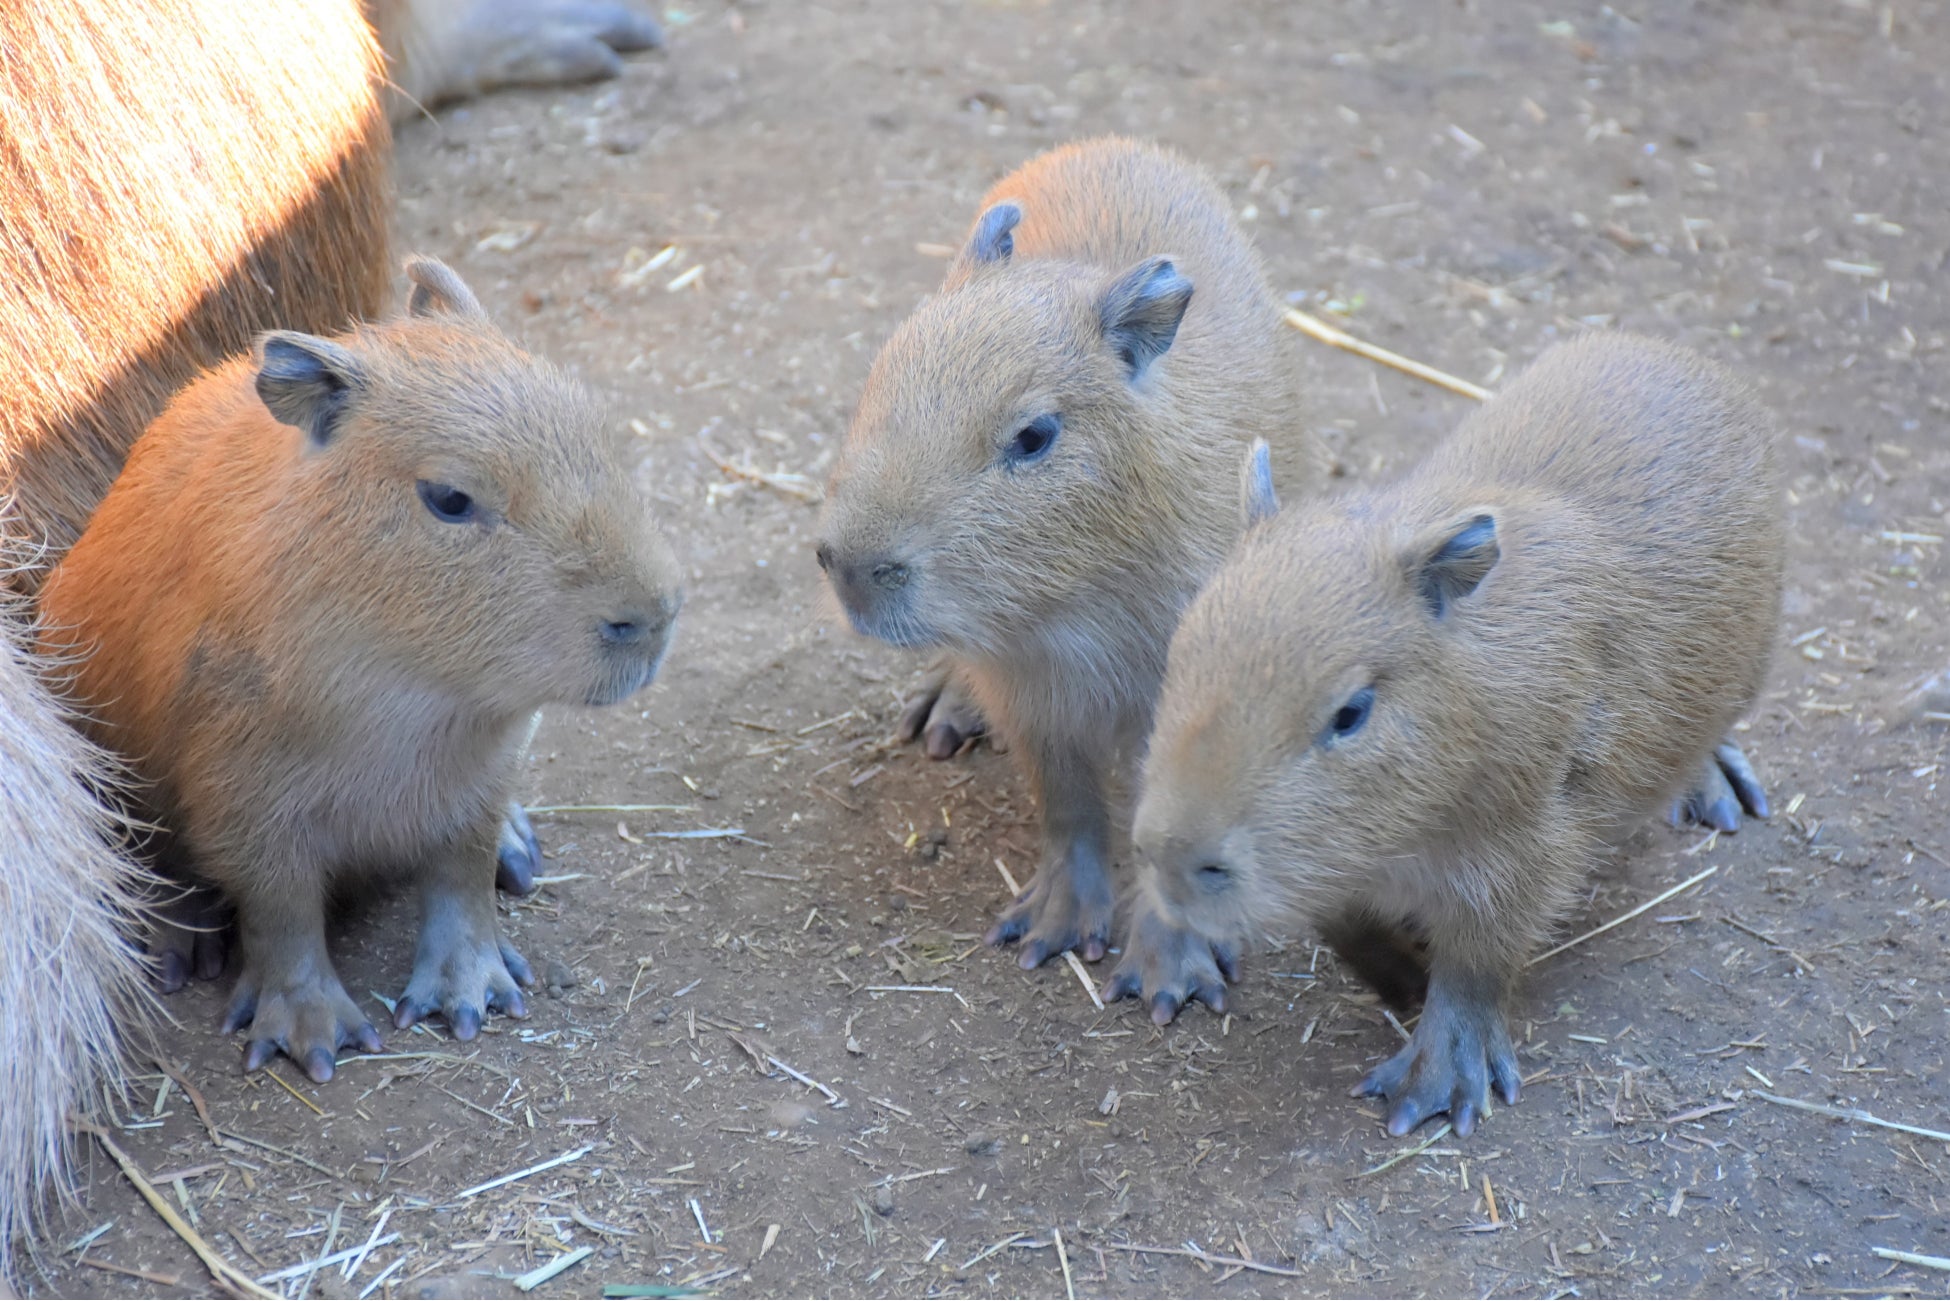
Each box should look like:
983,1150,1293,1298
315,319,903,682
1104,902,1236,1025
1674,737,1769,831
226,964,380,1080
495,800,541,895
898,665,988,759
986,867,1113,969
1359,995,1520,1138
399,919,533,1039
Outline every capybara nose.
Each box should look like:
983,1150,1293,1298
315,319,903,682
870,560,909,590
601,614,651,646
815,541,836,572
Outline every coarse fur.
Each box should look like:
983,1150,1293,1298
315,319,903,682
1119,333,1783,1137
37,258,682,1091
817,137,1324,968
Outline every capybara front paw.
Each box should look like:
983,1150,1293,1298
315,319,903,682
148,885,233,993
495,800,542,896
395,928,534,1041
1670,738,1769,832
223,967,381,1083
898,666,989,759
1355,1002,1520,1138
1103,904,1239,1024
985,864,1114,967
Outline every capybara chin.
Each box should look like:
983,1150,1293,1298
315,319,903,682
1112,333,1783,1138
816,136,1325,971
38,257,683,1086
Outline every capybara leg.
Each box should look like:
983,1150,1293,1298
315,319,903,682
462,0,664,91
148,883,233,993
1103,891,1239,1024
222,886,381,1084
396,825,534,1041
897,660,989,759
495,799,541,896
1318,909,1430,1012
1669,737,1769,832
985,744,1114,967
1353,953,1521,1138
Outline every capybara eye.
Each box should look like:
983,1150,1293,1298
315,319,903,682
1005,413,1061,466
1197,862,1232,891
1329,686,1376,740
416,480,476,523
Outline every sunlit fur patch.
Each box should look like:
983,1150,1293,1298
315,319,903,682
0,0,389,570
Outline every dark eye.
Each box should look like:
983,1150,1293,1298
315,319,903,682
1197,862,1232,892
417,480,475,523
1004,413,1061,466
1328,685,1375,741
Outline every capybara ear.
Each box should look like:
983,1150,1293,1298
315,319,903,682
962,201,1022,267
1099,255,1193,381
255,332,364,446
1410,511,1500,619
1239,438,1280,529
403,255,489,322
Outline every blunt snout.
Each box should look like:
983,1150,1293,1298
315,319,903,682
814,531,929,645
598,589,681,651
1134,800,1241,910
815,540,908,592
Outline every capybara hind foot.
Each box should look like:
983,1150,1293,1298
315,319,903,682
496,800,542,896
1104,900,1238,1024
149,884,232,993
1670,738,1769,832
223,957,382,1084
985,854,1114,968
898,663,989,759
395,893,534,1042
1354,974,1521,1138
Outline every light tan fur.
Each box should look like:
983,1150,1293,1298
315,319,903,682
818,137,1324,967
1122,333,1783,1136
37,258,681,1091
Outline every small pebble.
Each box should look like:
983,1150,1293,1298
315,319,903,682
871,1184,896,1216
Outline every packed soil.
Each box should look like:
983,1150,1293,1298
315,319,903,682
30,1,1950,1297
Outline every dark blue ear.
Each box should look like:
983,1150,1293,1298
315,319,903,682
1416,513,1499,618
255,332,362,447
965,201,1022,265
1100,256,1193,381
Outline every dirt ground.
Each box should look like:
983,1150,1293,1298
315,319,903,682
29,1,1950,1297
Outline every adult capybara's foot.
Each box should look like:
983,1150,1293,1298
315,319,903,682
1354,991,1520,1138
223,963,381,1083
496,800,542,896
985,859,1114,968
898,664,989,759
148,885,233,993
1103,902,1238,1024
395,918,534,1042
458,0,664,93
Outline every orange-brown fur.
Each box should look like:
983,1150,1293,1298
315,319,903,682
818,137,1324,968
38,257,682,1086
1121,333,1783,1136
